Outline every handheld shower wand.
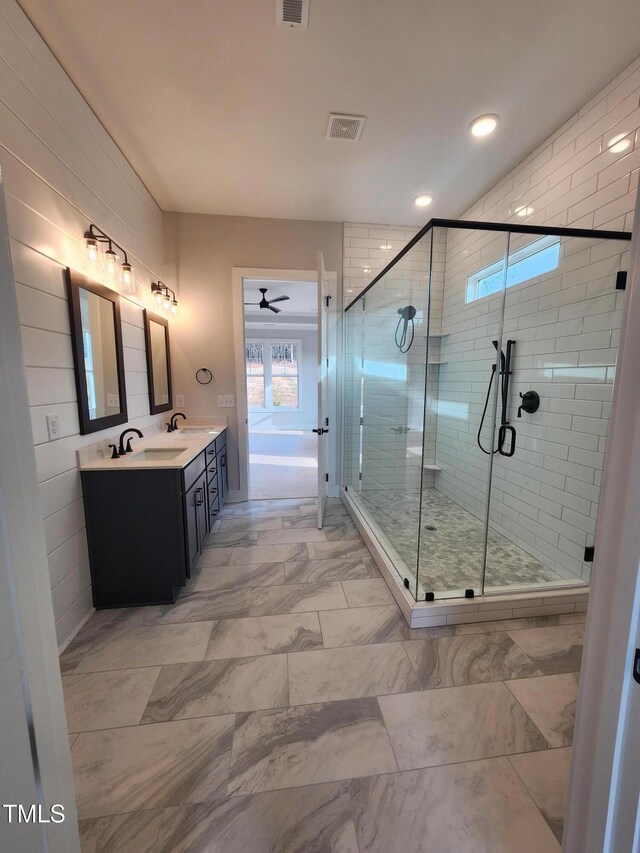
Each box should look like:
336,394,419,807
395,305,417,353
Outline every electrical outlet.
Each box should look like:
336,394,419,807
176,395,185,407
46,413,60,441
218,395,235,408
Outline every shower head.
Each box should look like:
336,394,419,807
398,305,417,322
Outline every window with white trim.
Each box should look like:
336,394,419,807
466,235,561,303
246,339,300,410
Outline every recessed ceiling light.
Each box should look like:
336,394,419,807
414,193,433,208
470,114,499,137
607,133,632,154
515,205,534,217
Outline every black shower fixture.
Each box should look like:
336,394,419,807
395,305,417,352
244,287,290,314
477,339,516,457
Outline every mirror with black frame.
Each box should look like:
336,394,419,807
143,310,173,414
65,269,128,435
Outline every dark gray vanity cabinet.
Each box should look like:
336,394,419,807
82,428,227,608
81,467,187,608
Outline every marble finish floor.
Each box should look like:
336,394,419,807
60,497,584,852
356,487,571,597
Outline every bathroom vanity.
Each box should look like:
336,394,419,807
79,425,228,608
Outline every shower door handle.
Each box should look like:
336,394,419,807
498,424,516,457
312,428,329,435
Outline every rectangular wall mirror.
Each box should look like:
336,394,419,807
143,310,173,414
65,269,128,435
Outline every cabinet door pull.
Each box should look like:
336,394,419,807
195,487,204,506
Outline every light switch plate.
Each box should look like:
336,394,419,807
218,395,235,408
46,413,60,441
176,395,185,407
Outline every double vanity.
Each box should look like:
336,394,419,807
79,423,228,608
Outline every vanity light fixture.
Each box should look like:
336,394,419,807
470,114,499,137
414,193,433,208
151,281,178,316
84,224,136,293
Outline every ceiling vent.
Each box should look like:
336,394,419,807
326,113,367,141
277,0,309,28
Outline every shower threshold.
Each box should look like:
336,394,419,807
341,488,588,629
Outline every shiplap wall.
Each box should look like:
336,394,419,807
0,0,167,647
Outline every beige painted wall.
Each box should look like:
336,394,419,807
163,212,342,492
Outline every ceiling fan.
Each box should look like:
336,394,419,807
244,287,290,313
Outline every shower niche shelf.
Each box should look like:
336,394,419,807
425,329,449,338
423,463,442,472
427,358,448,365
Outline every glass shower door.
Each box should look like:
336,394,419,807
418,226,510,599
485,231,631,593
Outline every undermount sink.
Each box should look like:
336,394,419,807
176,427,217,434
130,447,188,461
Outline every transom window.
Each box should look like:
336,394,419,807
466,235,561,303
246,340,300,410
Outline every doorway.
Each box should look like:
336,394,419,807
243,277,318,499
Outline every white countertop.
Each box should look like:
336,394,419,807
78,421,227,472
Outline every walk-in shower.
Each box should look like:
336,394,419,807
342,219,631,611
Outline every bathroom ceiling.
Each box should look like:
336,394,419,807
17,0,640,224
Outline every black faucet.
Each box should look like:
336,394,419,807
118,428,143,455
166,412,187,433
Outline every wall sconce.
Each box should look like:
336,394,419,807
151,281,178,315
83,224,136,293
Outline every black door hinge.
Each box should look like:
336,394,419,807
360,417,364,426
325,417,329,427
325,295,331,307
325,473,329,482
616,271,627,290
634,649,640,685
358,472,362,480
584,545,595,562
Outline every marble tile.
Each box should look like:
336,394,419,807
288,643,421,704
79,808,166,853
228,543,308,564
454,612,587,635
306,540,370,560
257,528,327,544
63,667,160,733
282,515,324,529
154,782,355,853
506,673,579,747
206,612,323,660
75,622,214,672
59,640,91,675
249,581,348,616
324,520,360,541
220,505,301,519
204,531,260,548
99,589,253,626
284,556,380,584
141,655,288,721
228,698,397,795
68,733,78,748
72,715,235,819
510,747,572,843
217,516,284,532
342,578,394,607
379,682,549,770
320,605,452,648
402,632,542,689
349,757,561,852
190,562,286,592
507,624,584,674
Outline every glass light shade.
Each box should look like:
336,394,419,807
162,293,171,311
154,286,163,305
171,298,178,315
85,237,99,266
104,248,117,279
120,262,135,293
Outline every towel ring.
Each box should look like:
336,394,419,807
195,367,213,385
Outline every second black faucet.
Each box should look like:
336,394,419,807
118,428,144,455
166,412,187,433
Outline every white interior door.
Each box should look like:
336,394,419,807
316,251,329,527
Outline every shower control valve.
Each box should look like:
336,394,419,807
517,390,540,418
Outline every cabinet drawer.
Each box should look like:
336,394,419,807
205,438,217,462
207,460,218,484
215,431,227,454
183,451,206,492
208,493,219,519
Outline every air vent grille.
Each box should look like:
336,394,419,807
277,0,309,28
326,113,367,141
